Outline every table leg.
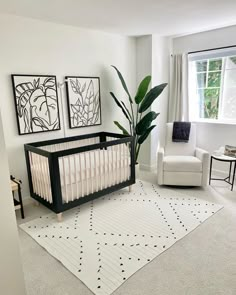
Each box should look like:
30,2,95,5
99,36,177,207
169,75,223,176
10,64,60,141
228,161,232,182
231,162,236,191
209,157,213,185
18,184,25,219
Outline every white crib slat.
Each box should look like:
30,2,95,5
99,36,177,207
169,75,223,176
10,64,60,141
84,153,88,195
44,157,50,202
89,151,93,194
39,156,47,201
45,158,52,203
38,154,44,199
43,157,49,201
29,152,36,194
32,153,38,195
103,148,106,189
124,144,127,181
111,146,114,186
74,154,79,200
99,148,102,190
62,156,68,203
42,157,48,201
68,156,73,202
94,150,98,192
29,152,34,193
114,145,118,185
116,144,119,184
36,154,41,196
107,147,111,187
79,153,84,197
119,144,122,184
35,154,41,198
127,143,130,180
123,143,126,181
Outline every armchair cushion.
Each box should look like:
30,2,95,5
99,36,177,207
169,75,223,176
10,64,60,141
163,156,202,172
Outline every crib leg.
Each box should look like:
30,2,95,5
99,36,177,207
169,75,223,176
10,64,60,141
57,213,63,222
129,185,132,192
33,200,40,206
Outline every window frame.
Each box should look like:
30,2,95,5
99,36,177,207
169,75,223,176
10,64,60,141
188,52,236,125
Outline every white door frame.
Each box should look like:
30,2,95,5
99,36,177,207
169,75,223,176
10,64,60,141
0,108,26,294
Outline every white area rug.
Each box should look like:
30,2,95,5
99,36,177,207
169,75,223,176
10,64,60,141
20,180,223,295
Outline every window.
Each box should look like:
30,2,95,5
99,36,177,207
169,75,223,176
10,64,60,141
188,48,236,123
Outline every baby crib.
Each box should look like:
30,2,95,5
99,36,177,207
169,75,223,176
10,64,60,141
24,132,135,220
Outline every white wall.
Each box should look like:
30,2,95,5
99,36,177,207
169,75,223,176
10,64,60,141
136,36,152,168
0,14,136,198
173,26,236,173
151,35,171,167
0,108,26,295
136,35,171,170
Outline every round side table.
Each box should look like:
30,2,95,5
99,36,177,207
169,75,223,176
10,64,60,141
209,154,236,191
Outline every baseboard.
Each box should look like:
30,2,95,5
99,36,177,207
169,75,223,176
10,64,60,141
139,166,234,182
212,168,228,177
211,168,236,183
139,163,156,173
139,163,150,171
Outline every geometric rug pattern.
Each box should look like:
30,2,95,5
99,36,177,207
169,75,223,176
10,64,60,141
20,180,223,295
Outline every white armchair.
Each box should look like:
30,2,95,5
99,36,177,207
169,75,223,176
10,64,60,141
157,123,209,186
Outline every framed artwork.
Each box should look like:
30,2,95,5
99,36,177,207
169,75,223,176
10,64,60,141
65,76,102,129
11,74,60,135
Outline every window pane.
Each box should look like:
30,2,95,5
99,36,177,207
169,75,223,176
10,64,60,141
208,71,221,87
197,73,206,88
228,56,236,68
222,59,236,119
209,59,222,71
203,88,220,119
197,89,205,118
221,87,236,119
196,60,207,72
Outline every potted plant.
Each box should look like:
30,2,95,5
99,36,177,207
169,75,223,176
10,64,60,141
110,66,167,175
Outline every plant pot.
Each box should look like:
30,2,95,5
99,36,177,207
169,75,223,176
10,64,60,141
135,163,140,179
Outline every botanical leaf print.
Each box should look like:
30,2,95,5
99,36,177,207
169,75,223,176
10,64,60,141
67,77,101,128
12,75,60,134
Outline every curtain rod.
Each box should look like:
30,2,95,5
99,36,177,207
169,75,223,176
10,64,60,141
188,44,236,55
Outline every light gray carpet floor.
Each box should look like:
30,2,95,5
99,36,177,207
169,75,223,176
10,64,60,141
17,172,236,295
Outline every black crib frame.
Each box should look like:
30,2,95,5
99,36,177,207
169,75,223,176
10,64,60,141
24,132,135,214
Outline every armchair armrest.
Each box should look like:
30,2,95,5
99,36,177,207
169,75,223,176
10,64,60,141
157,147,164,185
195,147,209,186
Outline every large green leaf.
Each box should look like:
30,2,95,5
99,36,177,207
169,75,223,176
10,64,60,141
135,76,151,104
114,121,129,135
139,83,167,113
111,65,133,104
121,101,132,119
110,92,131,123
138,125,156,144
136,111,159,135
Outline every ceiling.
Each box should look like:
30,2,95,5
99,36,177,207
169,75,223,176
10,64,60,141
1,0,236,36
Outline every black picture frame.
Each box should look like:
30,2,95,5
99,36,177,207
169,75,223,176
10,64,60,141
11,74,61,135
65,76,102,129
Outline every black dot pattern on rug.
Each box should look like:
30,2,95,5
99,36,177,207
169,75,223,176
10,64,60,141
21,180,222,295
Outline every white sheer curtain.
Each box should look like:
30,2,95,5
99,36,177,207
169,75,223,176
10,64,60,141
168,53,189,122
